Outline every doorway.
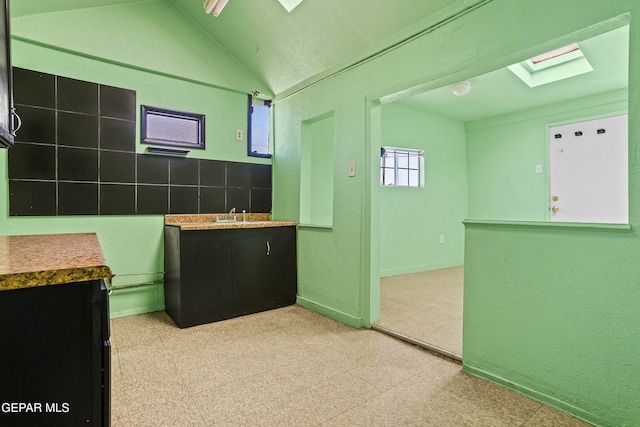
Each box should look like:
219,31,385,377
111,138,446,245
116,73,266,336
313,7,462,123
371,24,629,360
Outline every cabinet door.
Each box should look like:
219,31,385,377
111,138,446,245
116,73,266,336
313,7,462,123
231,227,297,315
180,230,233,326
266,227,297,307
0,281,100,426
232,233,273,314
0,0,13,147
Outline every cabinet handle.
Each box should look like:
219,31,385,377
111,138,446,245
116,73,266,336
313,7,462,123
266,241,270,256
11,108,21,137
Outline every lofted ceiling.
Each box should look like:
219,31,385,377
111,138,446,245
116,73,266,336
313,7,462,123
10,0,463,95
10,1,629,113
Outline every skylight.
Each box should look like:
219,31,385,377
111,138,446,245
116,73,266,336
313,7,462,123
507,43,593,88
276,0,304,12
529,43,580,64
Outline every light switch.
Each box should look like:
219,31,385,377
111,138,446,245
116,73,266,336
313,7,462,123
235,129,243,141
535,164,542,173
348,162,356,177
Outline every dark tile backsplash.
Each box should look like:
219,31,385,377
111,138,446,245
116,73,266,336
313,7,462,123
15,106,56,144
9,181,57,216
8,67,272,216
12,68,55,108
58,147,99,182
57,77,98,115
100,118,135,152
8,143,56,180
100,151,136,183
169,157,199,186
57,112,99,148
58,182,99,215
100,184,136,215
100,85,136,121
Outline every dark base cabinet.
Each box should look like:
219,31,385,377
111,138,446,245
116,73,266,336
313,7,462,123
0,280,110,426
164,225,297,328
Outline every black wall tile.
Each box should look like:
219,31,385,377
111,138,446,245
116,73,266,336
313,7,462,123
8,69,273,218
100,85,136,120
8,143,56,180
137,185,168,214
57,77,98,115
100,184,135,215
170,157,199,185
14,106,55,144
170,186,198,214
199,187,225,213
57,112,99,148
200,159,225,187
138,154,169,184
250,164,272,189
226,188,250,212
227,162,250,188
9,180,56,216
58,182,98,215
58,147,98,181
251,189,272,213
13,68,55,108
100,118,135,151
100,151,135,183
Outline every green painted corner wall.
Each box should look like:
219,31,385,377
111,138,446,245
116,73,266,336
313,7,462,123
273,0,640,425
463,222,640,426
466,89,628,221
380,102,466,276
2,3,271,318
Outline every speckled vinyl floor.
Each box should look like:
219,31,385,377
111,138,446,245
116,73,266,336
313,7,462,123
110,304,592,426
378,266,464,356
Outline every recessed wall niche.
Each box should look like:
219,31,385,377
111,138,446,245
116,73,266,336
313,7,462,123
8,67,272,216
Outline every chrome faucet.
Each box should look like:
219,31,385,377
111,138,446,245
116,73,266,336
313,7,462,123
225,207,236,220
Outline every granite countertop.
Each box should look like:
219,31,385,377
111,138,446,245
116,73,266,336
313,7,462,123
0,233,113,292
165,214,297,230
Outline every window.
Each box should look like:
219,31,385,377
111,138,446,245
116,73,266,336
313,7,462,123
141,105,205,149
247,95,272,158
380,147,424,187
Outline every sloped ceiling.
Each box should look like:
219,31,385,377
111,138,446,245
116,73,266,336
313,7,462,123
11,0,464,95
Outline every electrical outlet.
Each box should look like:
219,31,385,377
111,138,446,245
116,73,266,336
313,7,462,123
235,129,243,141
439,235,444,244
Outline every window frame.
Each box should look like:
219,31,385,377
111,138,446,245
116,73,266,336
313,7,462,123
140,105,205,150
247,95,272,158
380,146,424,187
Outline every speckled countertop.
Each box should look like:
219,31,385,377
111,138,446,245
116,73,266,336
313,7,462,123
165,214,297,230
0,233,113,291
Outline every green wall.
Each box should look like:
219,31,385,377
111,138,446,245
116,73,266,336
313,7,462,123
1,1,270,318
379,102,466,276
466,89,628,221
273,0,640,424
300,113,335,227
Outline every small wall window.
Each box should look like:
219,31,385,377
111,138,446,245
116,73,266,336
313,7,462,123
248,95,272,158
141,105,205,149
380,147,424,187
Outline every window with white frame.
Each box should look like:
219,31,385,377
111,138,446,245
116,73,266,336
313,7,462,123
380,147,424,187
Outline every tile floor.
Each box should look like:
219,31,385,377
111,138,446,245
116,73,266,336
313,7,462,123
378,266,464,356
110,304,592,426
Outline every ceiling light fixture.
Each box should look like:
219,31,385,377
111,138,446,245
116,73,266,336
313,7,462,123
204,0,229,16
451,81,471,96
